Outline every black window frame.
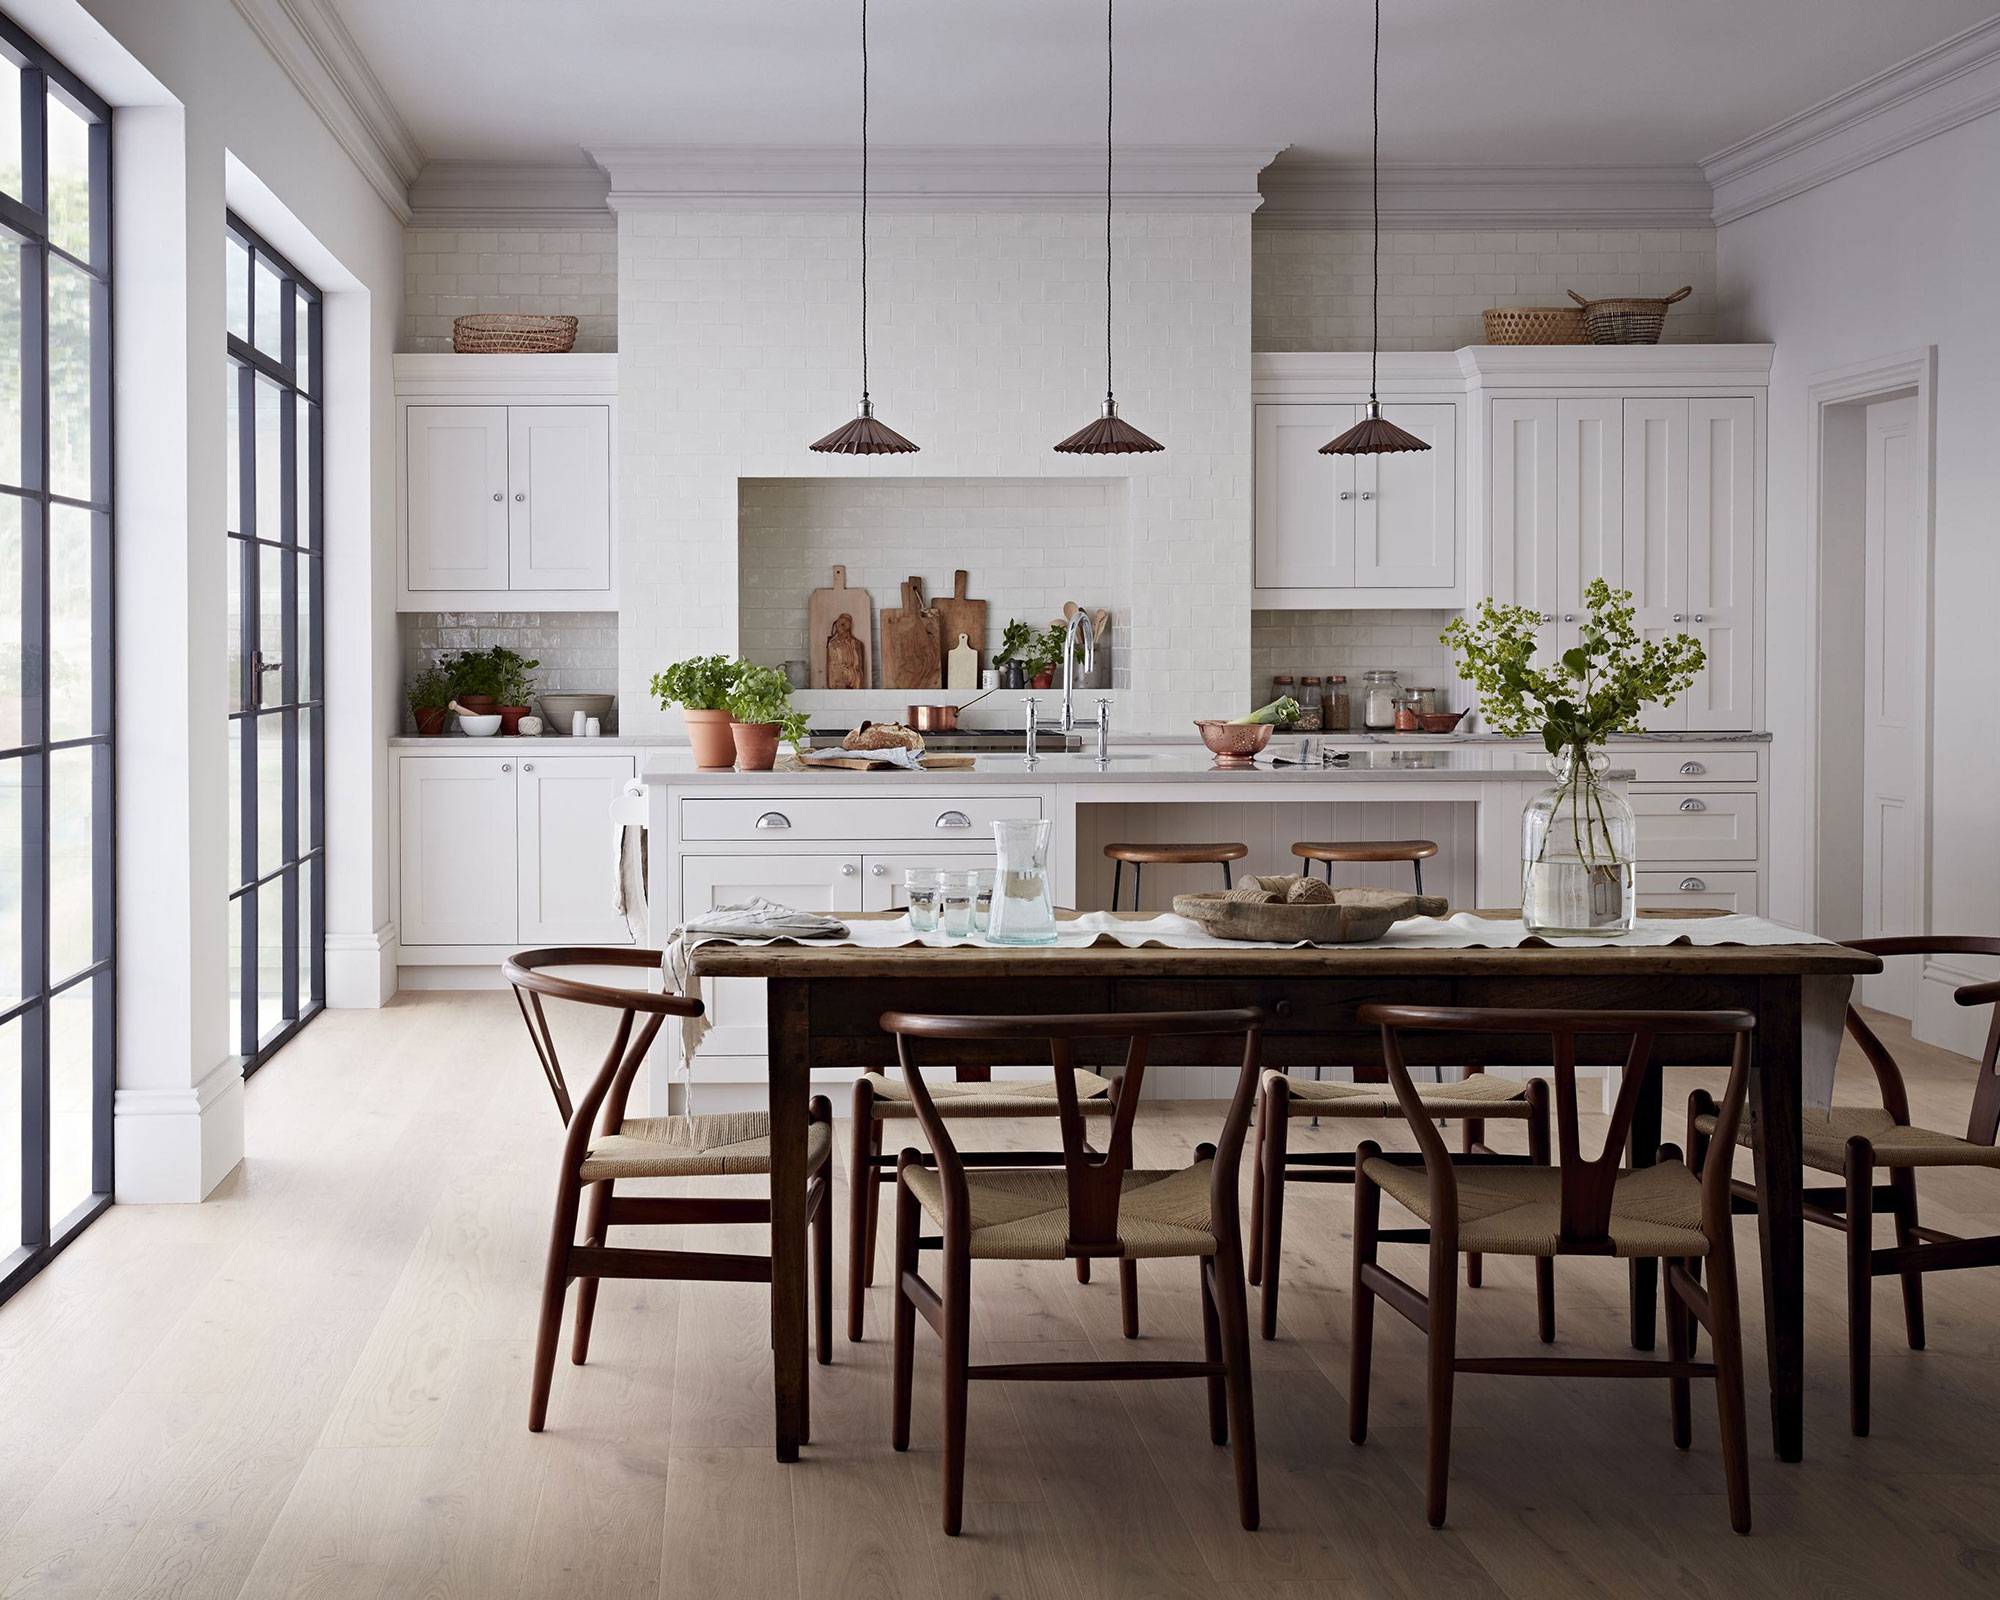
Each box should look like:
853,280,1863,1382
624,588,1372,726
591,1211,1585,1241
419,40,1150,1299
0,12,114,1309
225,213,324,1076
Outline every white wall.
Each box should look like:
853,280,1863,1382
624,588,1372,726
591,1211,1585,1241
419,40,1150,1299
402,222,617,352
1717,107,2000,1055
15,0,405,1199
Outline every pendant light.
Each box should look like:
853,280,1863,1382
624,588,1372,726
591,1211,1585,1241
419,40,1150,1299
1320,0,1430,458
811,0,917,454
1054,0,1162,454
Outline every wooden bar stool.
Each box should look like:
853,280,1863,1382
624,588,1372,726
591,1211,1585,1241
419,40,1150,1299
1104,841,1248,911
1292,838,1437,895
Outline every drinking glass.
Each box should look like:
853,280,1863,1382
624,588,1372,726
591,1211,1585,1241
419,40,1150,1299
903,867,943,932
986,819,1057,946
940,870,978,937
970,869,995,933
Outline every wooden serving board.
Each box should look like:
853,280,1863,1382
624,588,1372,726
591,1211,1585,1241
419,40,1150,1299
880,577,943,690
930,569,987,678
805,565,872,689
780,753,978,771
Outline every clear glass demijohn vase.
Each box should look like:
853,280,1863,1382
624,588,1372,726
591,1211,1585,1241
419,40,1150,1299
1521,746,1637,937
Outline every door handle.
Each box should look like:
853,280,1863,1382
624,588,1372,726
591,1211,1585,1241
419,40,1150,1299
1358,490,1373,501
934,810,972,830
1692,613,1705,623
500,763,512,773
1679,797,1706,812
870,863,887,876
514,492,526,502
839,863,857,877
1679,760,1706,775
1672,613,1685,623
1338,491,1352,501
492,492,503,502
755,812,791,830
522,763,534,772
1679,877,1707,892
1562,613,1575,622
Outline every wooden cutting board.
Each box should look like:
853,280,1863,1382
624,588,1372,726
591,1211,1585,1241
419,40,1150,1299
930,569,987,678
780,753,978,771
880,577,943,690
805,565,872,690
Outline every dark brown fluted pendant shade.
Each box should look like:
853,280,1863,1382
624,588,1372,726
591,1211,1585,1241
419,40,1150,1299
1319,401,1431,456
810,398,919,455
1053,397,1163,455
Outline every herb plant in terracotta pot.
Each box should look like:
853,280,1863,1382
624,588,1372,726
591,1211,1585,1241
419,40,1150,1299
725,663,809,772
651,655,745,768
444,645,540,726
407,664,454,737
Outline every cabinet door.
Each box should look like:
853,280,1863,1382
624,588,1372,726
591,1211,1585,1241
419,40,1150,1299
680,854,863,1057
406,406,509,592
1488,399,1559,659
1622,399,1690,730
517,754,638,945
508,405,611,591
1682,399,1756,728
398,757,518,946
1255,403,1355,589
1553,398,1625,653
1353,404,1456,588
860,850,994,913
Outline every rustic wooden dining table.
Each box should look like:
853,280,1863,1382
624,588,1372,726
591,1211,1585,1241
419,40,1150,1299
687,914,1880,1465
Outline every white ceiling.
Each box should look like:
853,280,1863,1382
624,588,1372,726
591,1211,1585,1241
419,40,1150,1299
331,0,1997,171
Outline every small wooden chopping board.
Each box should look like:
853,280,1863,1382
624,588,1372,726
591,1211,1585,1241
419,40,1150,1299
880,577,943,690
930,569,987,677
806,565,873,689
780,753,978,771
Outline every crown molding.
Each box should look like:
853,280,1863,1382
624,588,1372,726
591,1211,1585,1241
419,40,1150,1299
406,160,614,229
231,0,424,222
1704,14,2000,225
1254,161,1714,230
588,143,1282,214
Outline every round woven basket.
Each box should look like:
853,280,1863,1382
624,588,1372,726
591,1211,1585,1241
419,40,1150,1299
1566,286,1691,346
1482,305,1589,346
452,314,579,354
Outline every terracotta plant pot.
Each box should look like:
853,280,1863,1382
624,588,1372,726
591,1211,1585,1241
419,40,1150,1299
412,705,448,737
730,720,782,771
682,707,738,769
496,705,530,736
456,693,497,715
1030,670,1055,690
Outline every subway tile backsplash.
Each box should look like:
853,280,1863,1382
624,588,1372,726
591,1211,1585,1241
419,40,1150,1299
400,611,619,732
1250,608,1460,709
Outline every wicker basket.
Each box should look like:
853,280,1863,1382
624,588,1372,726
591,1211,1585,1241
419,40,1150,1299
1567,286,1691,345
1482,305,1589,345
451,313,579,354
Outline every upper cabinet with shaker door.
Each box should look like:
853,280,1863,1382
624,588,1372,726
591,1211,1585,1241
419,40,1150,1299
395,355,617,611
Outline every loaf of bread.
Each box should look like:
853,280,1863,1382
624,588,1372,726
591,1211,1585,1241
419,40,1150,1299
842,721,925,752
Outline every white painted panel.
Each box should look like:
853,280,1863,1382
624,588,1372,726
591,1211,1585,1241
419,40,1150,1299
516,754,637,945
1623,399,1690,730
1353,404,1456,588
1255,403,1354,590
1636,869,1761,913
1555,397,1625,656
406,406,509,591
397,756,518,946
1487,398,1558,660
507,404,611,590
1685,398,1757,728
1630,790,1758,862
1624,748,1760,784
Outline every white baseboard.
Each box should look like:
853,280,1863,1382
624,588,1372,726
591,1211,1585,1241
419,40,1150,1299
327,923,398,1008
113,1056,244,1202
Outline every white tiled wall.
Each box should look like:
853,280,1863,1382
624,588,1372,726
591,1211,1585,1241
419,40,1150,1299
1253,227,1720,351
402,225,619,352
399,611,619,731
738,477,1128,683
616,210,1253,737
1249,608,1460,711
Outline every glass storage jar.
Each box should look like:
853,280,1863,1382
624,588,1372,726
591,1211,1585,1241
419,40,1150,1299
1269,674,1296,729
1361,669,1401,730
1324,674,1350,733
1295,676,1324,731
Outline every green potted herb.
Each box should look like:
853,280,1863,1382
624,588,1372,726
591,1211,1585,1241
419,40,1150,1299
1442,579,1704,936
650,654,744,768
444,646,540,732
724,663,810,771
407,664,454,737
1025,621,1068,690
993,619,1035,689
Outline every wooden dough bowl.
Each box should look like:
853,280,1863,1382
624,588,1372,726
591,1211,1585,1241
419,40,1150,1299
1173,885,1449,944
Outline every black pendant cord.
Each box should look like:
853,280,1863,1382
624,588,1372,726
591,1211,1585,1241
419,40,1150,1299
860,0,870,404
1368,0,1379,407
1104,0,1114,404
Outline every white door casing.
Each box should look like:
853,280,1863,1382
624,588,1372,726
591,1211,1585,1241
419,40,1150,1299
406,406,509,591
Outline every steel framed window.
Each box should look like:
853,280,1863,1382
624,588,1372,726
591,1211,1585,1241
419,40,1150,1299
225,216,323,1075
0,15,113,1307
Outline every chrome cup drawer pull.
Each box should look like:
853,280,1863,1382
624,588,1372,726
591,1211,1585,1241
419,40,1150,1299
1678,798,1707,812
755,812,791,830
1679,760,1706,775
934,810,972,830
1679,877,1707,892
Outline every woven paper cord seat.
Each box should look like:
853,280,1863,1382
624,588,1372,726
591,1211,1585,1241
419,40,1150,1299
1265,1068,1534,1121
866,1069,1118,1118
900,1161,1219,1261
582,1111,833,1181
1360,1154,1710,1259
1697,1104,2000,1173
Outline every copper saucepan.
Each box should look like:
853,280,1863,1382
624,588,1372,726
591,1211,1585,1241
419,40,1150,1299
906,686,998,734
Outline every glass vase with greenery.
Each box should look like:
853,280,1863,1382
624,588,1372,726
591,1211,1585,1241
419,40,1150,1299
1441,580,1705,936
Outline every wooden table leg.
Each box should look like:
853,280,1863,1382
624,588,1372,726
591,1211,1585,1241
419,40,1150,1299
767,977,811,1462
1625,1054,1664,1351
1750,975,1805,1463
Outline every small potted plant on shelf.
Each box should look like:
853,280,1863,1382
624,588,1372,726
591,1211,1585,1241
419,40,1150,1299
1442,579,1704,938
650,654,744,769
443,645,540,731
493,648,540,735
993,620,1035,689
725,662,810,771
1025,621,1067,690
407,664,454,737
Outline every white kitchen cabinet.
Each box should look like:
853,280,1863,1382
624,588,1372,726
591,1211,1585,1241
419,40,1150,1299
1636,869,1761,913
1254,399,1460,603
1629,789,1759,862
405,407,510,593
507,406,611,591
518,754,641,944
398,756,519,946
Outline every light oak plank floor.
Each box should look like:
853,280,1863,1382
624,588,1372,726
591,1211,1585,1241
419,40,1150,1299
4,991,2000,1598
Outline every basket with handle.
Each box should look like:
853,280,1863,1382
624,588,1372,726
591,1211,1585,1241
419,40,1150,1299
1566,286,1691,345
1481,305,1590,345
451,313,579,354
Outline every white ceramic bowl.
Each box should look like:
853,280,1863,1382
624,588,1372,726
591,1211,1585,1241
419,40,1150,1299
458,713,503,737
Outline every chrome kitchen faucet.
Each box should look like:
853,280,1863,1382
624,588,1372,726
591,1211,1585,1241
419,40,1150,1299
1024,611,1110,765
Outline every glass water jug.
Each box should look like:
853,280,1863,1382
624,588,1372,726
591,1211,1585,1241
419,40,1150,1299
986,819,1057,945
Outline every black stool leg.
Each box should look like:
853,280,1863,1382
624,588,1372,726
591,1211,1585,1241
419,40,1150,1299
1132,862,1142,911
1413,859,1424,895
1323,857,1334,884
1222,860,1233,890
1111,859,1122,911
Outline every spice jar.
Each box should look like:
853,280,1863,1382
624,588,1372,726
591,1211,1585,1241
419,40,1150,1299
1324,674,1350,733
1393,693,1421,732
1361,669,1401,730
1295,676,1324,731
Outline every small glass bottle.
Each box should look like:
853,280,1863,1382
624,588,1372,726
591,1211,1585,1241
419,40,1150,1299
1361,669,1401,731
1295,675,1324,731
1324,674,1350,733
1269,674,1296,730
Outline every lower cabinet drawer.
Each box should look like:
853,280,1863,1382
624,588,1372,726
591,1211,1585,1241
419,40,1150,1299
1625,748,1760,784
1636,870,1760,913
681,794,1041,842
1630,790,1758,862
